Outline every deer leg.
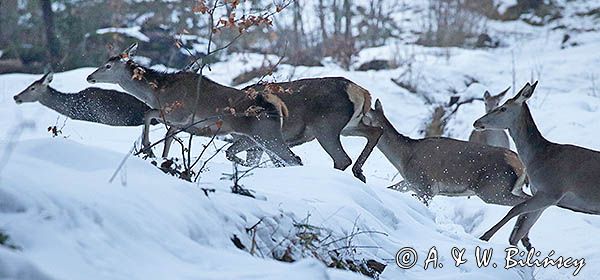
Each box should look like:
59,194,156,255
253,136,301,167
314,131,352,172
250,124,302,167
521,235,532,252
388,180,411,192
245,147,264,166
161,126,178,158
230,134,264,166
226,137,260,166
509,210,544,251
341,121,383,183
141,109,160,158
413,185,433,206
480,193,558,242
476,183,530,206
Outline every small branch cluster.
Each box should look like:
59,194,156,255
221,163,257,198
133,0,292,184
0,230,20,250
237,213,388,278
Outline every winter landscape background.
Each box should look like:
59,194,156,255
1,0,600,279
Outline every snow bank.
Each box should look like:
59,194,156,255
96,26,150,42
2,1,600,279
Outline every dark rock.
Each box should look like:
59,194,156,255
475,33,495,48
357,59,391,71
0,59,25,74
231,234,246,250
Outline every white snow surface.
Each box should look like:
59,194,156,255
2,3,600,280
96,26,150,42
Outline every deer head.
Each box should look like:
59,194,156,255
363,99,387,128
483,87,510,112
474,82,538,131
13,72,53,104
87,43,138,84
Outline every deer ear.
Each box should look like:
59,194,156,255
515,82,537,103
122,42,138,58
483,91,491,99
42,71,54,85
375,99,384,112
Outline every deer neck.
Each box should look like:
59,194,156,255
117,63,160,108
376,114,415,176
508,103,549,166
39,87,79,118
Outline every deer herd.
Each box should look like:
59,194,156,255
12,43,600,251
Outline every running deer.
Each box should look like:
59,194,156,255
88,43,381,182
364,99,529,206
474,82,600,251
13,72,156,126
227,79,383,182
469,88,511,149
87,44,301,166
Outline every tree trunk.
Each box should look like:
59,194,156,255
292,0,305,49
40,0,61,68
343,0,352,40
0,0,18,50
333,0,341,36
317,0,328,57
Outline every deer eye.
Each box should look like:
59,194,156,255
499,107,507,112
105,64,112,69
30,87,35,91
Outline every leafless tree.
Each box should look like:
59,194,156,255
40,0,61,68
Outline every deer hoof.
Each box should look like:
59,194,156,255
141,148,156,159
293,155,303,166
353,171,366,183
479,233,492,242
521,237,533,252
351,166,366,183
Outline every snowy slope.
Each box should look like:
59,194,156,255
2,2,600,279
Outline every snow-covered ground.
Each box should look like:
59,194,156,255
2,2,600,280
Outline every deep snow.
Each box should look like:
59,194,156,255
2,1,600,279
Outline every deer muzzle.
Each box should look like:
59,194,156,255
473,120,487,131
13,95,23,104
86,75,97,84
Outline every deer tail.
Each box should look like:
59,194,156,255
504,150,529,197
262,93,288,128
345,82,372,123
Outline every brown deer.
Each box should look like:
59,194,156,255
225,79,383,182
89,43,382,182
87,43,301,166
365,99,534,248
474,82,600,251
469,88,511,149
13,71,156,127
365,99,529,205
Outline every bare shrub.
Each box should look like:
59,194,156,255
390,47,424,95
355,0,402,48
0,230,20,250
417,0,486,47
241,214,387,278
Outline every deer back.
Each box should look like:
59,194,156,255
469,129,511,149
242,77,369,140
403,138,524,191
